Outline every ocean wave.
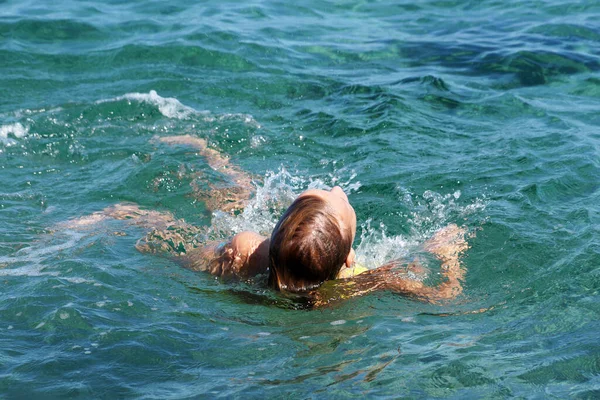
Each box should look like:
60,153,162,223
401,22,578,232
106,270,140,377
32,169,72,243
96,90,261,127
0,231,84,277
0,122,29,147
97,90,201,120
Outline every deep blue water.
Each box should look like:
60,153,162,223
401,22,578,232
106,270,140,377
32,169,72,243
1,0,599,398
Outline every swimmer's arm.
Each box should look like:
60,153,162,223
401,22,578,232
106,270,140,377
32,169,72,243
314,261,459,308
159,135,254,212
313,262,434,307
313,224,469,307
419,223,469,300
372,224,469,301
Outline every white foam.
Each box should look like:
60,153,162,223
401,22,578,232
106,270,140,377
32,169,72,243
203,112,261,128
354,218,417,270
97,90,262,128
406,189,487,240
209,167,306,237
354,189,487,269
0,123,28,146
0,263,59,277
208,168,481,274
250,135,266,148
98,90,200,119
0,230,84,277
208,166,358,238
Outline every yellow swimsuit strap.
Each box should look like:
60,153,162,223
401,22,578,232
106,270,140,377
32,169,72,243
336,262,368,279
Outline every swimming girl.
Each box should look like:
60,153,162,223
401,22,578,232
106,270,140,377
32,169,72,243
67,135,470,307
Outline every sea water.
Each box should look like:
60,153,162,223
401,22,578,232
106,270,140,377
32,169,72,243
1,0,599,398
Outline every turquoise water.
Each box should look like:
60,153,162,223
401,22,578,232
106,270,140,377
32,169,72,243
1,0,599,397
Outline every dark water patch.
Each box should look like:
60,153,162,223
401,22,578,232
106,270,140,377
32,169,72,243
479,50,597,87
529,23,600,41
399,75,451,92
420,94,462,110
394,76,464,115
358,97,405,122
518,349,600,386
571,76,600,98
111,19,166,35
543,2,600,15
285,79,330,101
368,38,599,89
292,109,365,141
129,2,187,17
0,43,258,76
336,83,388,97
399,40,492,70
576,389,600,400
336,87,412,123
0,19,103,44
110,44,257,72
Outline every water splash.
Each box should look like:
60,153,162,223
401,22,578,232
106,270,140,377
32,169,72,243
209,167,310,238
354,218,418,270
0,122,29,147
208,167,361,238
0,166,485,279
207,167,485,271
406,189,487,240
355,189,487,270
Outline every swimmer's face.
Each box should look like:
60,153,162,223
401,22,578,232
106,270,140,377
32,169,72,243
298,186,357,242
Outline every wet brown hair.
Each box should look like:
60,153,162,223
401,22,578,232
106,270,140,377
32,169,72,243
268,195,352,292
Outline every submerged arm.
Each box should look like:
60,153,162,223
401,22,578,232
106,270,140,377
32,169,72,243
313,224,469,307
64,202,268,280
159,135,254,212
420,223,469,299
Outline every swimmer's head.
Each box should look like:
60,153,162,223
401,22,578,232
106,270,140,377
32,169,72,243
268,186,356,292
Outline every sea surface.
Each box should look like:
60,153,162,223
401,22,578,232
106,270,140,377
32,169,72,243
1,0,599,398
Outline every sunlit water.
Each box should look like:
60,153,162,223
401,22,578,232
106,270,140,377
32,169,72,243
1,0,599,398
